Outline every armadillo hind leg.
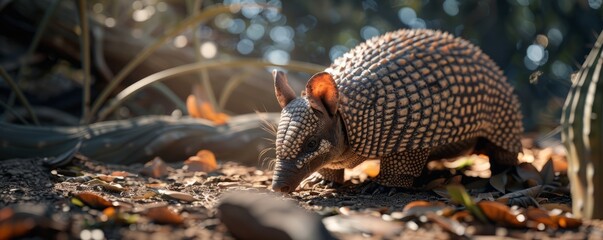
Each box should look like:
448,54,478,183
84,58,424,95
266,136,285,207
300,168,344,189
483,142,519,174
376,148,430,188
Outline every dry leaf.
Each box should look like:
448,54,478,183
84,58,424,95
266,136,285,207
0,218,35,240
74,192,113,209
556,215,582,229
184,150,218,172
540,203,572,213
134,191,157,200
87,179,125,192
140,157,169,178
489,170,508,193
477,201,526,228
158,190,198,202
111,171,135,177
97,174,123,182
515,162,542,185
186,90,229,125
525,207,557,229
402,200,431,212
146,206,183,225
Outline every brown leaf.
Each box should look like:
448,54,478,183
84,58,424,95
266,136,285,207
184,150,218,172
111,171,135,177
556,215,582,229
97,174,123,182
525,207,557,229
146,206,183,225
0,218,35,240
158,190,198,202
134,191,158,200
140,157,169,178
489,170,508,193
551,154,568,173
477,201,526,228
450,210,473,222
402,200,431,212
540,203,572,213
74,192,113,209
87,179,125,192
539,159,555,185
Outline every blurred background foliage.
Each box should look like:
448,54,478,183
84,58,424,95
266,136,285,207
0,0,602,133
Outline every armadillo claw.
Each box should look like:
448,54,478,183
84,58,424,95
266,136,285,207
359,181,411,196
300,172,342,190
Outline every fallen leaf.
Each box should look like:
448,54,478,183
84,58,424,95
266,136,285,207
184,150,218,172
556,215,582,229
489,170,508,193
551,154,568,173
515,162,542,185
97,174,123,182
158,190,198,202
450,210,473,222
539,160,555,186
140,157,169,178
496,185,542,207
425,212,466,236
0,218,35,240
146,206,183,225
402,200,431,212
74,192,113,209
186,89,229,125
111,171,136,177
525,207,557,229
477,201,526,228
540,203,572,213
134,191,158,200
86,179,125,192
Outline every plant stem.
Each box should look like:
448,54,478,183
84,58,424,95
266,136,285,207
7,0,61,107
0,67,40,125
86,4,237,123
97,58,325,121
76,0,92,124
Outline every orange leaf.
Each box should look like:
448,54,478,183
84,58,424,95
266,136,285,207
0,218,35,240
140,157,169,178
477,201,526,228
525,207,557,229
186,95,202,119
184,150,217,172
402,200,431,212
556,216,582,229
146,207,183,225
74,192,113,209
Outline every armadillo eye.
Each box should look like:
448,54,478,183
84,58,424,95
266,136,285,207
305,137,319,152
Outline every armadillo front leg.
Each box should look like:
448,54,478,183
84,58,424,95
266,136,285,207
376,148,430,188
300,168,344,189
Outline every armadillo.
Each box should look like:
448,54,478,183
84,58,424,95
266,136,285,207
271,29,523,193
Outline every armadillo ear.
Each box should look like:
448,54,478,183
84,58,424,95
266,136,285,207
273,70,297,108
306,72,339,116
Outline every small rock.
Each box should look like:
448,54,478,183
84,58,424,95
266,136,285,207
218,191,334,240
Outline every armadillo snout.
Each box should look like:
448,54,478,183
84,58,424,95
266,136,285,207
271,181,292,193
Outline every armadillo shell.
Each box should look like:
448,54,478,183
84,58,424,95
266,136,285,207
326,29,523,158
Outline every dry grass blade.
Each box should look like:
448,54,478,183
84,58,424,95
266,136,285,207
446,184,489,223
97,59,325,121
76,0,91,123
87,4,239,123
0,67,39,125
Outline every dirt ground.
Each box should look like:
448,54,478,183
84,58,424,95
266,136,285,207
1,145,603,239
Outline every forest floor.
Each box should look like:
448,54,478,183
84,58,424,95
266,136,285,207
1,137,603,240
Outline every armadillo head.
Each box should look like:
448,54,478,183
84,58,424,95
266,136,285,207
271,70,347,193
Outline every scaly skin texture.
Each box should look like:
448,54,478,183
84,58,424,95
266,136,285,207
271,29,523,193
